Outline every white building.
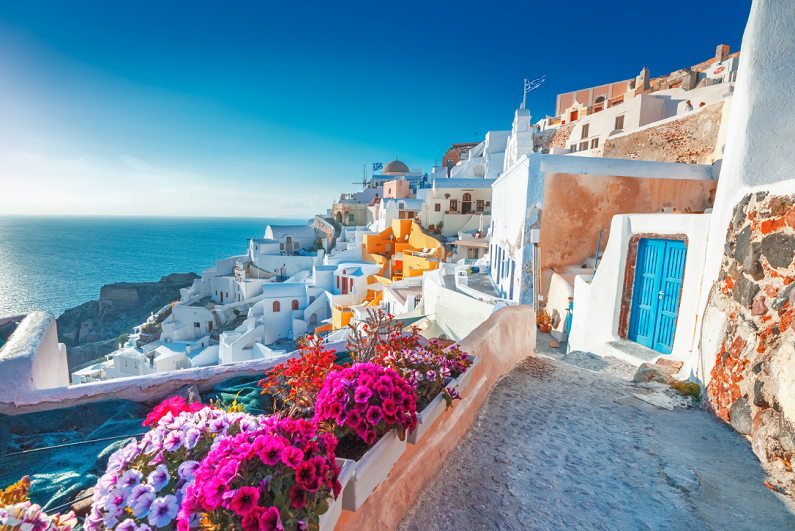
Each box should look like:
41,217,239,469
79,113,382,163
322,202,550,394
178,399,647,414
419,178,495,238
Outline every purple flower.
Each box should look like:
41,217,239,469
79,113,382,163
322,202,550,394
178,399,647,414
163,430,184,451
118,469,143,491
96,473,117,497
184,428,202,449
136,525,152,531
354,385,372,404
366,406,383,426
106,450,126,474
121,440,140,462
147,464,170,493
103,506,122,529
116,518,137,531
127,484,155,507
147,495,179,528
132,492,155,518
178,460,200,480
426,370,436,381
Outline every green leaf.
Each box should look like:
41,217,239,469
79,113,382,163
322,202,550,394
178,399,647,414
271,476,283,495
315,499,329,515
274,493,286,509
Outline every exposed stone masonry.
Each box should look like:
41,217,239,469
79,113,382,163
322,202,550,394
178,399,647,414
703,191,795,492
603,102,725,164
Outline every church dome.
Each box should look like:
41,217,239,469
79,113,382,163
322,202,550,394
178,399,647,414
382,160,410,175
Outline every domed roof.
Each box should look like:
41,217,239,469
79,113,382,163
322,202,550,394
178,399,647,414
381,160,410,175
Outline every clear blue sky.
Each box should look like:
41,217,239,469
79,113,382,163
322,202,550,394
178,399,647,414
0,0,751,217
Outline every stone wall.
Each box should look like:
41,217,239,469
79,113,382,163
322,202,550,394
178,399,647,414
533,129,557,154
547,124,574,149
602,102,725,164
702,192,795,490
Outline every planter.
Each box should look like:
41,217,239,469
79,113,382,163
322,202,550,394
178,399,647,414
452,355,481,393
319,458,356,530
538,324,551,333
406,391,447,445
340,429,406,512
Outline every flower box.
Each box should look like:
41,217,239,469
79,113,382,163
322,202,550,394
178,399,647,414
340,429,406,512
406,390,447,445
319,458,356,530
452,355,481,393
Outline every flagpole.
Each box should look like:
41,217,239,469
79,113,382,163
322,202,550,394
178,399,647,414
521,79,527,109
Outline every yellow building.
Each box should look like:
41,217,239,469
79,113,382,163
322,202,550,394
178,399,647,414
362,219,443,283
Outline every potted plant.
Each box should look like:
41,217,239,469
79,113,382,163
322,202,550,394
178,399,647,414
313,363,417,512
0,476,76,531
537,309,553,334
180,416,341,531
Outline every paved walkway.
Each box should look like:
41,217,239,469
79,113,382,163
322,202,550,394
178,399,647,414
397,351,795,531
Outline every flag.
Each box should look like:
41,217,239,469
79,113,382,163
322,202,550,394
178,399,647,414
525,75,546,94
373,162,383,172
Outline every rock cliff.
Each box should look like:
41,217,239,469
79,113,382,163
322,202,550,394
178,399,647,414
57,273,199,370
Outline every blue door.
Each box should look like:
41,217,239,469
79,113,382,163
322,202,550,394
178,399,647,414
628,239,686,354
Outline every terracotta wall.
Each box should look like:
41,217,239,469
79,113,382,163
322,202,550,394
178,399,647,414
335,306,535,531
538,173,717,274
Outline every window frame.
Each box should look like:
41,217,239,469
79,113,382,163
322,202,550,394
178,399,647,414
273,301,281,312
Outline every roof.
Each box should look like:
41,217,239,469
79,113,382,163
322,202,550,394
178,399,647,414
385,285,421,305
383,198,425,209
433,178,496,189
334,262,381,277
260,282,309,297
264,224,317,240
382,160,410,175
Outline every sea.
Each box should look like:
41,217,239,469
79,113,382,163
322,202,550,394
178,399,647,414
0,216,310,317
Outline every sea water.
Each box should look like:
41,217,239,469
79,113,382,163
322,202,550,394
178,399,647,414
0,216,310,317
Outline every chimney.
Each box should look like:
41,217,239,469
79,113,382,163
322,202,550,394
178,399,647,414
716,44,730,63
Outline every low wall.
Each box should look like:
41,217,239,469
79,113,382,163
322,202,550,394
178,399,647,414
0,351,292,416
422,274,496,341
334,305,536,531
0,312,69,404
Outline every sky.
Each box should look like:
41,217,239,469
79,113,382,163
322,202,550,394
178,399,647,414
0,0,752,218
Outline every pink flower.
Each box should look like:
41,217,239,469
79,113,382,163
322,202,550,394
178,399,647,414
241,507,263,531
294,461,316,488
327,402,343,418
366,406,383,426
346,409,361,428
382,398,396,416
217,459,240,484
354,385,372,403
281,446,304,468
258,438,285,466
288,484,307,509
364,430,377,445
203,478,228,508
376,384,392,400
229,487,260,516
260,506,284,531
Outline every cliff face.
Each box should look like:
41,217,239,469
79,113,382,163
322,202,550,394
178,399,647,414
57,273,198,370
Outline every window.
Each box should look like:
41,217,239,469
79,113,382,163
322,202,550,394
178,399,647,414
399,211,406,219
435,203,441,212
226,292,229,299
350,278,355,292
294,242,299,249
292,300,299,310
485,201,490,207
476,200,484,212
194,322,200,328
280,243,285,250
591,138,599,149
581,124,589,139
348,214,354,223
407,211,415,219
615,115,625,129
463,193,472,201
337,276,339,288
570,144,577,153
580,141,589,151
468,248,479,259
273,301,280,312
450,200,458,211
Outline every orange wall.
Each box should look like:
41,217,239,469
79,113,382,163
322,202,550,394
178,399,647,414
538,173,717,273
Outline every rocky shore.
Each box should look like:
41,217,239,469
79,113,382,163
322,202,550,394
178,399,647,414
56,273,199,370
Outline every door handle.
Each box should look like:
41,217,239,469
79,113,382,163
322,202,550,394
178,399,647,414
659,291,665,299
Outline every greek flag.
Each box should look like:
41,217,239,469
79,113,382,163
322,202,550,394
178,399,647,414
373,162,383,172
525,75,546,93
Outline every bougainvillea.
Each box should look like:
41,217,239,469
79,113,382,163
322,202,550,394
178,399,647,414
259,336,343,418
314,363,417,444
87,402,261,531
0,476,76,531
143,396,210,427
180,417,340,531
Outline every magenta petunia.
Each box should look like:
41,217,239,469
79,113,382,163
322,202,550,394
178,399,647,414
288,484,307,509
366,405,383,426
354,385,372,404
259,506,284,531
229,486,260,516
280,446,304,468
258,438,285,466
294,461,317,488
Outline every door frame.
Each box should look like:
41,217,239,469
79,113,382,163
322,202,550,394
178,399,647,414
618,233,688,341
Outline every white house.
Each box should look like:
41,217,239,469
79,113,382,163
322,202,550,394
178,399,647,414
376,199,424,232
419,178,495,238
